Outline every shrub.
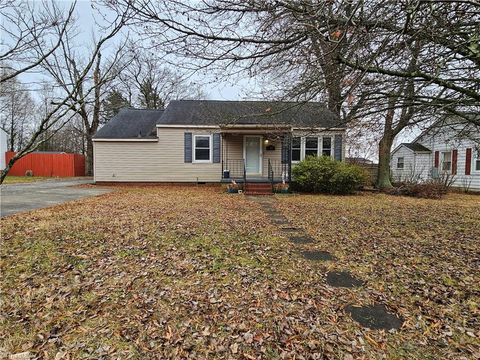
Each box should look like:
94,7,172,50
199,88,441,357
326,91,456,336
389,179,449,199
291,156,366,194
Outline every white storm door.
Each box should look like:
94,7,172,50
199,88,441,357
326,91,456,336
244,136,262,174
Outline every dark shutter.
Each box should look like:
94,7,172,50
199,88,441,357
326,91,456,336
452,149,458,175
434,151,439,168
334,134,343,161
184,132,192,163
465,148,472,175
213,133,221,163
281,135,290,164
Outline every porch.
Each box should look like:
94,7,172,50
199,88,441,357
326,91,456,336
220,131,291,184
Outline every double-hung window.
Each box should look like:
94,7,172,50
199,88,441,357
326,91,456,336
322,136,332,157
305,137,318,158
292,137,301,162
475,151,480,171
193,135,212,163
397,157,404,169
441,151,452,171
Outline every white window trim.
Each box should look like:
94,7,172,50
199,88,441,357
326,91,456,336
193,134,213,163
473,150,480,173
440,150,452,172
291,136,302,163
292,135,335,162
321,136,333,158
397,157,405,169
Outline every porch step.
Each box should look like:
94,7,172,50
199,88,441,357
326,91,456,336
245,182,273,195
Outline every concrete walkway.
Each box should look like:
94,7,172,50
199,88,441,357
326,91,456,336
0,178,111,217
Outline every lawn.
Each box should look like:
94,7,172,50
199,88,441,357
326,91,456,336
2,176,50,184
1,187,479,359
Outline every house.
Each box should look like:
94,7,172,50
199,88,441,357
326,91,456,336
1,128,8,170
390,118,480,191
93,100,345,187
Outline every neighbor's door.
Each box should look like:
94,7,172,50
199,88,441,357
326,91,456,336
244,136,262,175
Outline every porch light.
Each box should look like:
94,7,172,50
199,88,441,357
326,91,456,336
264,139,269,144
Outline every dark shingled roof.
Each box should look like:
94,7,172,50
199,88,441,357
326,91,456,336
94,108,163,139
401,143,431,152
157,100,343,128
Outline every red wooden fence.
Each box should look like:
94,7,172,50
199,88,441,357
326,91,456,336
5,151,85,177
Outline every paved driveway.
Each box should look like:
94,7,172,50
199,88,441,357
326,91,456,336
0,179,111,217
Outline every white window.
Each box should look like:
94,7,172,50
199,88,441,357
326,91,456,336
305,137,318,158
322,136,332,157
292,137,301,162
193,135,212,163
475,151,480,171
441,151,452,171
397,157,404,169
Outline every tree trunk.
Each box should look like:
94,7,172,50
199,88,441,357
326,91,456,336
377,134,394,189
85,132,94,176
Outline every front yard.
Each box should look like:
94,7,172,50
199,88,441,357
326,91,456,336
1,187,479,359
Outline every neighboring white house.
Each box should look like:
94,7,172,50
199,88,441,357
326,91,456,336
391,118,480,191
0,128,8,170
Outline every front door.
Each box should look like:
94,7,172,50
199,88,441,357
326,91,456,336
244,136,262,175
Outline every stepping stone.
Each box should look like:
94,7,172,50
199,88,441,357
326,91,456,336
346,304,403,330
301,250,334,260
280,226,301,232
326,271,363,288
290,236,315,244
272,218,289,225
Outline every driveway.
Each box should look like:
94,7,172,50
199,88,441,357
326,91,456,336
0,178,111,217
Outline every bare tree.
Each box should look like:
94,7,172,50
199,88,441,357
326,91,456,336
115,50,206,109
0,0,75,83
0,2,134,183
0,70,36,151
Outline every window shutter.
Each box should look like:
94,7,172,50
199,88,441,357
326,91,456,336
434,151,439,168
465,148,472,175
452,149,458,175
213,133,221,163
184,132,192,163
334,134,343,161
281,135,290,164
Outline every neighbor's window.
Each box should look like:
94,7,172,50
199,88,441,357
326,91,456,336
193,135,211,162
305,137,318,157
322,136,332,156
441,151,452,171
292,137,301,162
397,157,404,169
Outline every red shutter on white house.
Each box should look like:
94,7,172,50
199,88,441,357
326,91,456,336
465,148,472,175
452,149,458,175
434,151,439,168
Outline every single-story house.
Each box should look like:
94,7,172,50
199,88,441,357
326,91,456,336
390,117,480,191
93,100,345,186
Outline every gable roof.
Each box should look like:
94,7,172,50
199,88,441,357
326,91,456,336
391,142,431,155
401,143,432,152
157,100,343,128
94,108,163,139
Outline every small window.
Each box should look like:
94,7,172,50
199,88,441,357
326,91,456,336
292,137,301,162
322,137,332,156
193,135,211,162
305,137,318,157
475,155,480,171
441,151,452,171
397,157,404,169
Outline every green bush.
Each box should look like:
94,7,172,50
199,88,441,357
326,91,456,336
291,156,366,194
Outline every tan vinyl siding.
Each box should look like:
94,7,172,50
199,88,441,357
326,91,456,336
94,128,221,182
